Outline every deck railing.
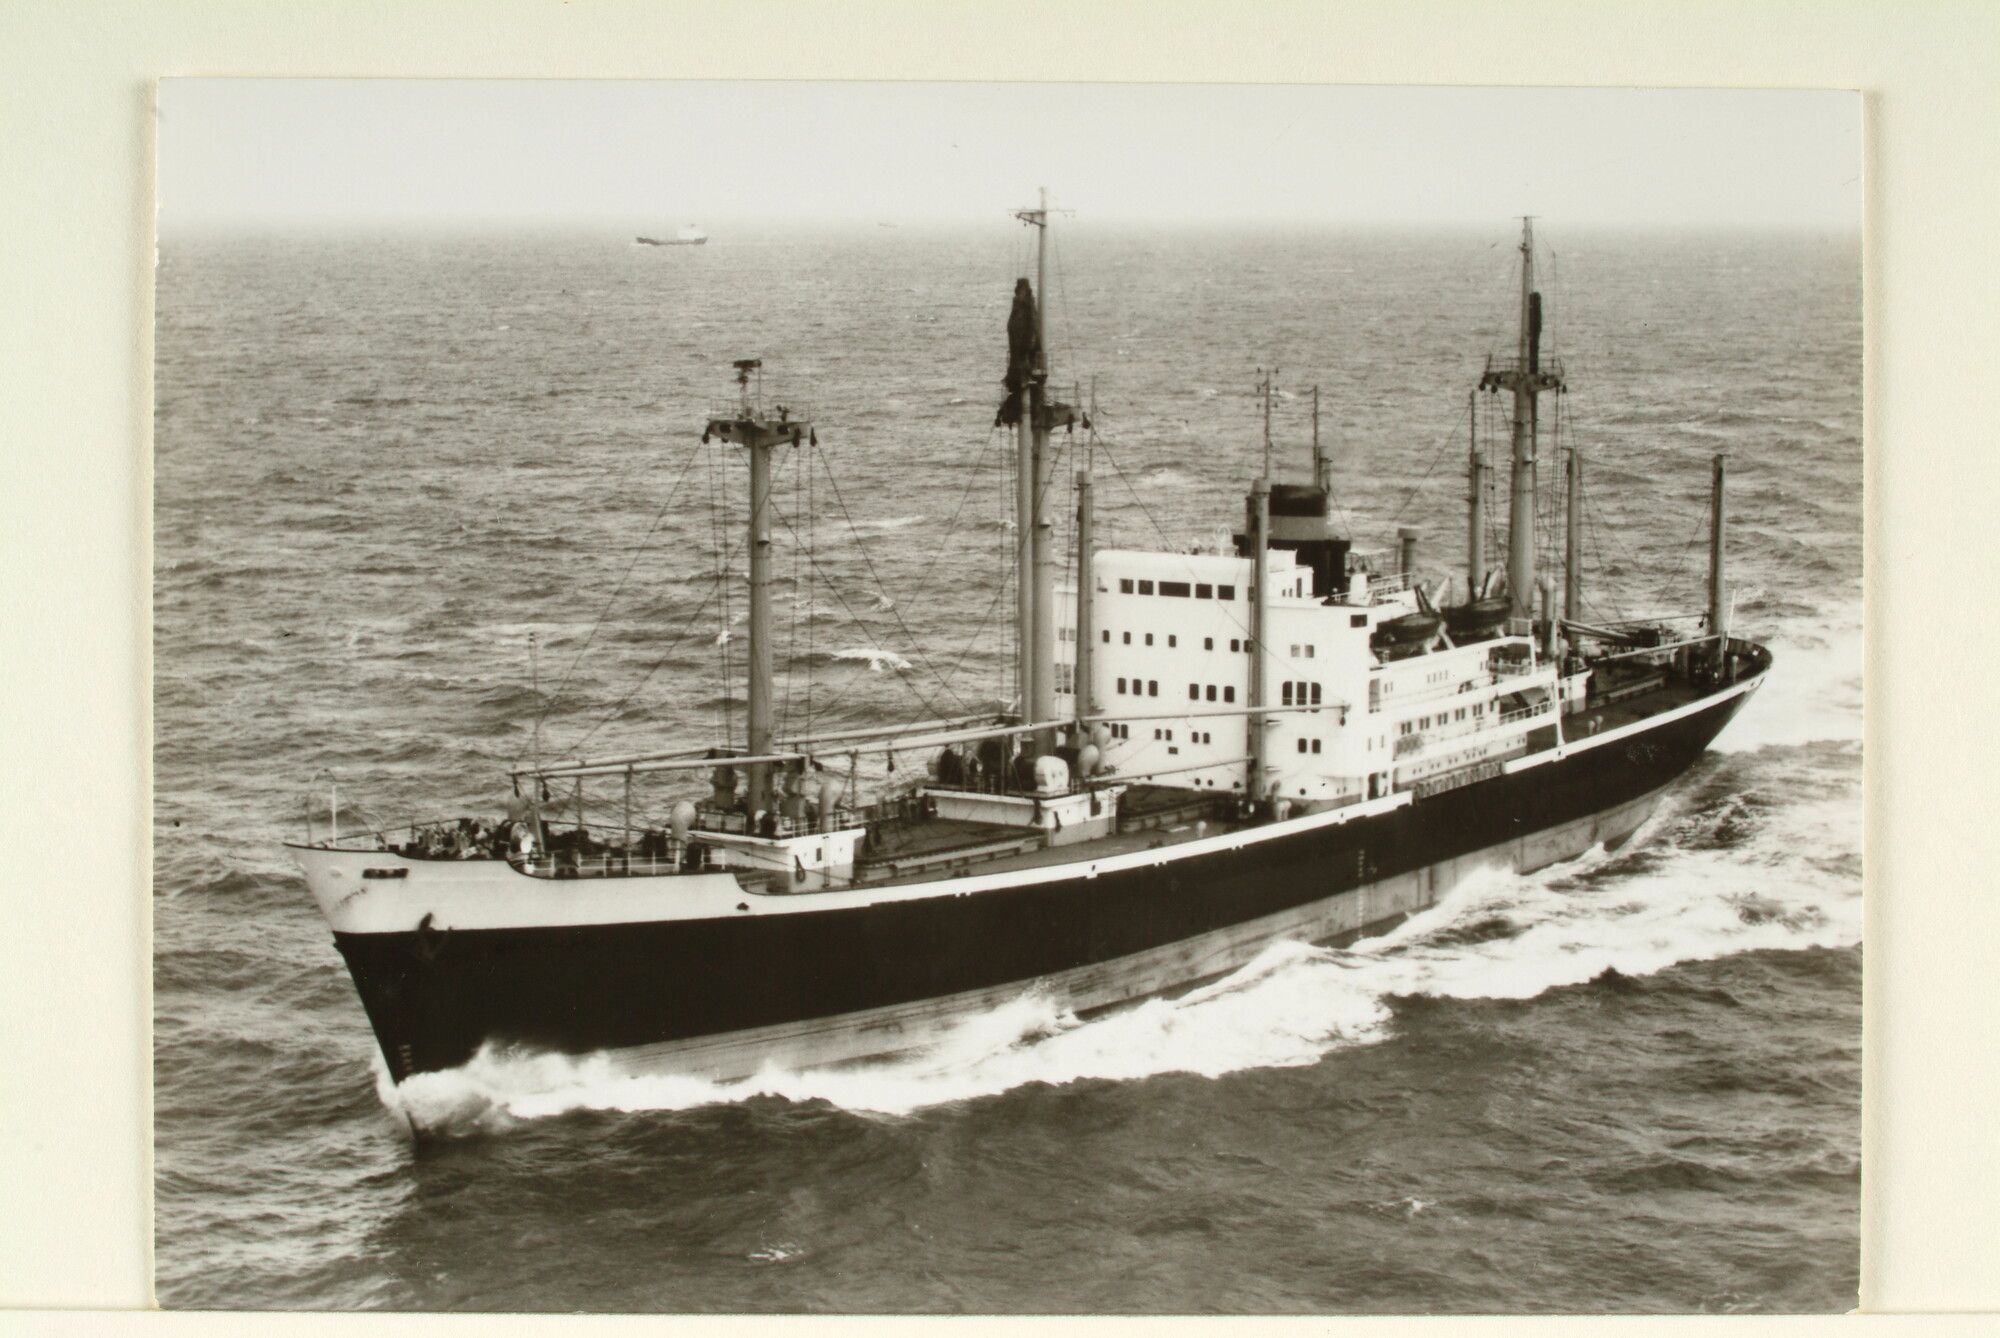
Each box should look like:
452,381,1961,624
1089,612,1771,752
1341,570,1417,605
1393,700,1553,759
514,843,722,879
693,806,864,839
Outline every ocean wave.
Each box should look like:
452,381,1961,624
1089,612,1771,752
829,648,912,672
1711,615,1862,753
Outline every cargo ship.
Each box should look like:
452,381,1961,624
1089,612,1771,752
293,205,1767,1130
636,224,707,246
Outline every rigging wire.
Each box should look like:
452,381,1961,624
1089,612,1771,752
535,442,705,734
923,538,1019,718
709,437,735,751
780,443,803,742
1387,392,1477,526
766,492,976,721
1093,437,1188,557
807,443,982,713
805,436,818,738
798,429,997,725
897,427,1001,639
561,567,731,761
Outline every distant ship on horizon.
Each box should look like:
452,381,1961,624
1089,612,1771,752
637,224,707,246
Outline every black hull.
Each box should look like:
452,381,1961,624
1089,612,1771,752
335,691,1750,1083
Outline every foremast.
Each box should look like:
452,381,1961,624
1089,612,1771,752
705,359,813,822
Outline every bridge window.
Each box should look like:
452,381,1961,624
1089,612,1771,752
1297,738,1308,753
1117,677,1127,694
1138,580,1154,595
1102,629,1110,643
1145,633,1154,646
1123,632,1132,645
1224,686,1236,703
1120,579,1134,594
1168,635,1178,648
1290,644,1300,658
1196,584,1213,599
1305,645,1316,658
1160,581,1191,597
1311,739,1322,754
1190,683,1200,701
1206,685,1217,702
1204,637,1214,650
1218,585,1236,600
1229,638,1240,652
1148,680,1158,697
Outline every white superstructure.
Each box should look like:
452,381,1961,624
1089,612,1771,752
1057,542,1575,811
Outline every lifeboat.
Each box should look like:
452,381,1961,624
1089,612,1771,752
1371,610,1443,659
1443,595,1512,642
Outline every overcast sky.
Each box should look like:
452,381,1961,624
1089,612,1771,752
157,81,1861,230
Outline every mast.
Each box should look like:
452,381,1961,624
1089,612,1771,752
1014,356,1034,724
1031,379,1057,756
1467,387,1486,597
1565,445,1582,622
1708,452,1730,648
1509,221,1537,621
1479,218,1563,622
1247,370,1274,807
1074,382,1098,724
1014,188,1063,755
705,358,812,824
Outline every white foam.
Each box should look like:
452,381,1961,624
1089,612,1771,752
378,609,1860,1135
1713,614,1863,753
831,647,912,672
384,773,1857,1134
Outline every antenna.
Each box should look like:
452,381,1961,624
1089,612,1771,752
1311,385,1330,492
733,358,762,413
530,630,542,774
1260,368,1276,481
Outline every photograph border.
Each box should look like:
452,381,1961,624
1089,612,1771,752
3,0,1996,1325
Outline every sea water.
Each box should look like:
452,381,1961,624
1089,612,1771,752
152,222,1861,1312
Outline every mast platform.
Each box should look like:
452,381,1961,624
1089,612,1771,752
1478,356,1565,395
